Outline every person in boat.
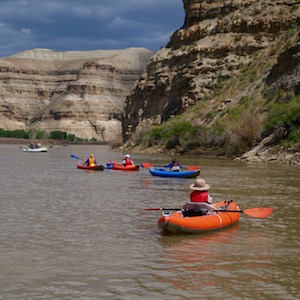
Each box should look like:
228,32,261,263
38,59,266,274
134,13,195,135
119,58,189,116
164,159,182,172
182,178,213,217
106,160,114,168
189,178,213,203
122,154,134,166
84,153,97,166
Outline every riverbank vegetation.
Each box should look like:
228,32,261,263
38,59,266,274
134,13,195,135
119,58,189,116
132,90,299,157
129,29,300,157
0,129,95,142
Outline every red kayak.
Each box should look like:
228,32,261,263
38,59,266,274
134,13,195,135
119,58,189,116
107,161,139,171
77,162,104,171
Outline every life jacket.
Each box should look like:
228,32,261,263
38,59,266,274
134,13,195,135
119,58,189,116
89,157,96,167
190,190,209,203
125,157,133,166
171,163,180,172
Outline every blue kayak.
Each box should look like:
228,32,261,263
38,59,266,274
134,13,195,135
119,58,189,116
149,168,200,178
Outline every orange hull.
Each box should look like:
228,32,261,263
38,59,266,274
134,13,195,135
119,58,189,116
107,161,140,171
158,201,240,234
111,164,139,171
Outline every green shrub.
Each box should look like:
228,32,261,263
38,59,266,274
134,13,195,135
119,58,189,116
0,129,30,139
286,128,300,144
0,128,5,137
144,119,198,149
49,131,67,140
227,109,264,149
264,94,300,133
35,131,45,139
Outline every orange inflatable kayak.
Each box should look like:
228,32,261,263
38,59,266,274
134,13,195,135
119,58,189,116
107,161,139,171
77,162,104,170
158,200,240,234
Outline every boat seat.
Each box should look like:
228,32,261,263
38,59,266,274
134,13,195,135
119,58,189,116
182,202,215,217
183,202,214,212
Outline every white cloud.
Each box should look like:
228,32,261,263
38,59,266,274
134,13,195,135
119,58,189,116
20,28,31,35
109,16,141,29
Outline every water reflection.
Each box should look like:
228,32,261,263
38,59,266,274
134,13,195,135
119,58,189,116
155,225,277,298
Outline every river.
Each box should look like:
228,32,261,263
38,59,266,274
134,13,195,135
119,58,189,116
0,144,299,299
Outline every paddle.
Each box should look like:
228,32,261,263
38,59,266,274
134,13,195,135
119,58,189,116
140,207,273,218
70,154,84,161
140,207,180,211
187,165,199,170
141,162,154,168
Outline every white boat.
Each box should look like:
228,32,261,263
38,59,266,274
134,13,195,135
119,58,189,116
23,147,48,152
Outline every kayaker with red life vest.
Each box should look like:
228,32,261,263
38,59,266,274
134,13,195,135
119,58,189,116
164,159,182,172
122,154,134,166
84,153,97,167
189,178,213,204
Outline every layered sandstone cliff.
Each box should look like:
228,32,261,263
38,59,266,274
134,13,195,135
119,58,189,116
0,48,153,142
122,0,300,144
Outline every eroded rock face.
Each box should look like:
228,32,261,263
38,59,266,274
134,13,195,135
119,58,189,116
266,37,300,93
0,48,153,142
122,0,299,141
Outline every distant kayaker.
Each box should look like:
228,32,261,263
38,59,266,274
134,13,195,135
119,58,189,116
122,154,134,166
84,153,97,167
106,160,114,168
189,178,213,204
164,159,182,172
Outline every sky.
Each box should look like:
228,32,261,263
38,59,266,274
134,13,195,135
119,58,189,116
0,0,185,58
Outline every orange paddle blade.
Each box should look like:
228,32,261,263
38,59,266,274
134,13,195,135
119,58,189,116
187,165,199,170
141,162,154,168
243,207,273,218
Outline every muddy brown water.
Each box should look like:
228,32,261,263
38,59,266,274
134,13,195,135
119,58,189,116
0,144,299,299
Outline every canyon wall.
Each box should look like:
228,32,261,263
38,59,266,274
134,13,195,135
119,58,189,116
122,0,299,142
0,48,153,142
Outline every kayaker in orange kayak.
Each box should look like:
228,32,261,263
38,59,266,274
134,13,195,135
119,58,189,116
182,178,213,217
189,178,213,204
84,153,97,167
122,154,134,166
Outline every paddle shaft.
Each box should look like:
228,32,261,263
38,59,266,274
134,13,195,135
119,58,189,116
217,210,243,213
140,207,273,218
141,208,242,212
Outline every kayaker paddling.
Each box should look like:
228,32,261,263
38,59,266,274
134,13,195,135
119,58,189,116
84,153,97,167
182,178,213,217
189,178,212,204
164,159,182,172
122,154,134,166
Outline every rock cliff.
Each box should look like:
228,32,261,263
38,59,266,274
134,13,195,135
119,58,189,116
122,0,300,164
0,48,153,142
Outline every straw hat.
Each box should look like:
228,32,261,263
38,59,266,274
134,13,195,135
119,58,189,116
190,178,210,191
